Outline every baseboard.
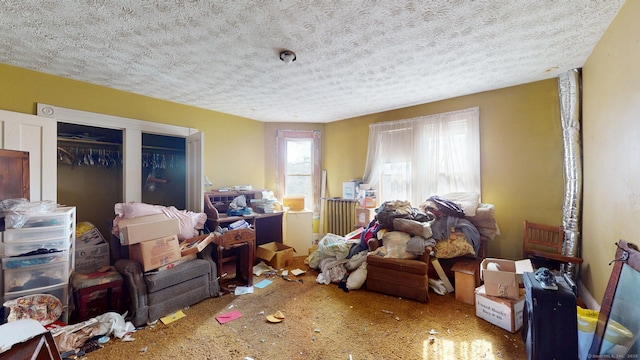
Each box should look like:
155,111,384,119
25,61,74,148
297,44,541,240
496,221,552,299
578,279,600,310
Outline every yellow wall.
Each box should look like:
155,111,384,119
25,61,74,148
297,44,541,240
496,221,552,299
325,80,565,260
0,63,265,189
581,0,640,302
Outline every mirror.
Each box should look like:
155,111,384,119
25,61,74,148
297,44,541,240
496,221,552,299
589,240,640,356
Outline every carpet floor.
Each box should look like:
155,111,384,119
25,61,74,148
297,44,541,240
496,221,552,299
87,257,527,359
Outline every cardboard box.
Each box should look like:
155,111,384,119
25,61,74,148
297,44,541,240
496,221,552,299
342,182,358,200
256,242,294,269
118,213,166,228
356,208,376,227
74,239,110,273
179,233,214,256
362,197,377,208
283,195,305,211
360,189,377,208
475,285,525,333
128,234,181,272
76,227,106,248
480,258,533,299
452,258,481,305
119,215,179,246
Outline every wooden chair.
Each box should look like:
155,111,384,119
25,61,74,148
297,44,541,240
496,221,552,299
523,220,583,271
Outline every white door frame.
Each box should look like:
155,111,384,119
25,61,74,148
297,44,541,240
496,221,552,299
36,103,201,205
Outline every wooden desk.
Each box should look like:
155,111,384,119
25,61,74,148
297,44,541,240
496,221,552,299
216,212,284,247
212,228,255,287
203,191,284,247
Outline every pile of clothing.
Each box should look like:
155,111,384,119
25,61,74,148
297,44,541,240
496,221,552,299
306,196,488,291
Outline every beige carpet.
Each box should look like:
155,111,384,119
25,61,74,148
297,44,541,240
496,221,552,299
89,257,527,359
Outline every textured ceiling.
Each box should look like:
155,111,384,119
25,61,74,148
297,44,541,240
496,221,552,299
0,1,625,123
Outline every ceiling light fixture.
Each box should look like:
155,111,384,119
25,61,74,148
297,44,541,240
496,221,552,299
279,50,296,65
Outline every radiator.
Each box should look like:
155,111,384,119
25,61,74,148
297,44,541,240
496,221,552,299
325,198,359,236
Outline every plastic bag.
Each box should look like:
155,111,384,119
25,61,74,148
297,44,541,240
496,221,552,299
577,306,598,360
4,294,63,325
317,233,353,260
0,198,58,229
306,233,356,269
226,195,251,216
346,262,367,290
428,278,447,296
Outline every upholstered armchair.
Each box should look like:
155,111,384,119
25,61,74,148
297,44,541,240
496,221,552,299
366,246,433,303
115,242,220,327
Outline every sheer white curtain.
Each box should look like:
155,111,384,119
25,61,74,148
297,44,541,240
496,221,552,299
362,107,480,206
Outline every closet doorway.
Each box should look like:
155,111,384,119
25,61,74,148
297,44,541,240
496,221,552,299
57,122,123,239
141,133,186,209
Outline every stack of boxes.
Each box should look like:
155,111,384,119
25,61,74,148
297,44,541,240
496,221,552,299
353,183,377,228
473,258,534,333
118,214,181,272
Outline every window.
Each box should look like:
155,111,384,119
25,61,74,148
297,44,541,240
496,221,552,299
276,130,321,213
363,107,480,207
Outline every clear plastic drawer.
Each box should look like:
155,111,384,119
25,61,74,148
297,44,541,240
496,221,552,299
3,235,71,256
4,223,72,242
3,282,70,323
3,249,70,270
5,207,75,229
3,282,69,303
4,261,70,292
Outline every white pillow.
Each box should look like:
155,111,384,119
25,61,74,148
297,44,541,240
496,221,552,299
442,192,480,217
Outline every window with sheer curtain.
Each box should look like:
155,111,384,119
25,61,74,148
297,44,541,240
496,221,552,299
362,107,480,207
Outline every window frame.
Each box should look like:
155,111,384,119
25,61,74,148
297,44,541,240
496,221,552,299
276,130,321,213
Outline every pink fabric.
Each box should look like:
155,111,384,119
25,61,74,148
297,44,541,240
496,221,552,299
112,202,206,240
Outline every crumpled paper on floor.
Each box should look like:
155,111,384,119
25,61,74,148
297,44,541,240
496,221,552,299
253,261,275,276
